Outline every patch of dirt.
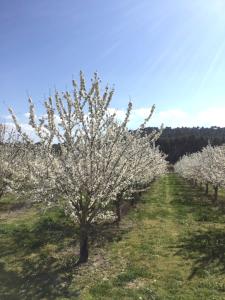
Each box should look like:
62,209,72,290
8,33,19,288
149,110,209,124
0,206,30,221
126,278,148,289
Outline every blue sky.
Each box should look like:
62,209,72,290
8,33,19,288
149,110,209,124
1,0,225,128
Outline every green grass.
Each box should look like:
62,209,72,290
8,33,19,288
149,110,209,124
0,206,80,299
0,194,27,212
1,174,225,299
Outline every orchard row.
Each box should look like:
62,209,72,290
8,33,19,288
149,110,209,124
175,144,225,201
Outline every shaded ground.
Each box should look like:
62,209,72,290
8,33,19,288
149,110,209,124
0,174,225,299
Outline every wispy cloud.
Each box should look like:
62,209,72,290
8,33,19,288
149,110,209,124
3,106,225,140
109,106,225,128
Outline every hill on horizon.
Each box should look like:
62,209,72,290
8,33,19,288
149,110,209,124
143,126,225,163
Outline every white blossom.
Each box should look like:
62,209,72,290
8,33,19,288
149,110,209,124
9,72,166,263
175,144,225,201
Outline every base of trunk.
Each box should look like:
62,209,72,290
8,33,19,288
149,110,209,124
213,186,218,203
205,184,208,195
77,224,89,264
116,198,121,223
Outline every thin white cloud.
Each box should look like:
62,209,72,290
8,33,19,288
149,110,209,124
5,122,35,135
2,114,13,121
107,108,126,120
108,106,225,128
108,106,155,128
3,106,225,140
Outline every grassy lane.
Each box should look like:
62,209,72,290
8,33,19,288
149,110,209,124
1,174,225,299
76,174,225,299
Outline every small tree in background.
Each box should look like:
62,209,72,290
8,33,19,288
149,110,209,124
201,145,225,202
175,144,225,202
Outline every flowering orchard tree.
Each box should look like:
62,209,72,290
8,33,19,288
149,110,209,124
9,72,164,263
175,152,202,185
200,145,225,201
9,143,63,205
175,144,225,202
0,124,21,198
113,133,167,222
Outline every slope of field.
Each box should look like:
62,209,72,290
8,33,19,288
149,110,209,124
0,174,225,299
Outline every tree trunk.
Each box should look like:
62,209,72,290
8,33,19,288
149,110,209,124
213,186,218,203
78,223,89,264
116,196,121,223
205,183,208,195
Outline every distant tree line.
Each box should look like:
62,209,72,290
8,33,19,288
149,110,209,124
142,126,225,163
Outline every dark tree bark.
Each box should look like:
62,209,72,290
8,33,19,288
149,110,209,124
116,193,122,223
205,183,208,195
116,195,121,223
213,186,218,203
78,223,89,264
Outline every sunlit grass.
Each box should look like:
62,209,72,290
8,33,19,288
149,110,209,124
0,174,225,299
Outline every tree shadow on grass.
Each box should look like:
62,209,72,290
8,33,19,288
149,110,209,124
0,208,132,299
0,209,81,299
171,196,225,223
18,252,80,300
89,219,132,248
176,227,225,280
0,261,22,300
169,178,225,223
0,209,78,255
0,256,81,300
168,181,205,221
